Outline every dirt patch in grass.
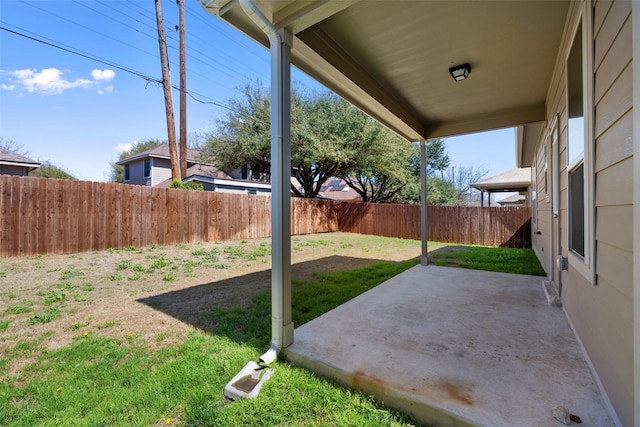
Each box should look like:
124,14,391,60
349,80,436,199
0,232,421,374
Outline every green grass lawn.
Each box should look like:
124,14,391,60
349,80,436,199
0,259,420,427
428,244,545,276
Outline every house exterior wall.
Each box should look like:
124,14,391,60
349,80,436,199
0,165,29,176
151,158,172,186
531,1,634,424
124,160,150,186
532,143,553,275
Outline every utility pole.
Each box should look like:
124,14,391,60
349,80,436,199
154,0,180,182
178,0,187,180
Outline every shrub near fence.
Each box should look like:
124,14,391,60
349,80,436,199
0,176,530,257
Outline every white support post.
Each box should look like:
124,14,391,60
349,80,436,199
270,28,294,352
420,139,428,266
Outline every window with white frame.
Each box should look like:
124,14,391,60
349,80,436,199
124,164,130,181
543,144,549,199
143,159,151,178
565,7,594,282
532,163,538,227
567,23,585,258
567,21,585,257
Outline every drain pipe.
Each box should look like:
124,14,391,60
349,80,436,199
224,1,291,400
238,0,293,365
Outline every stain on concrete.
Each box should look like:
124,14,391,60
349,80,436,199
437,381,474,406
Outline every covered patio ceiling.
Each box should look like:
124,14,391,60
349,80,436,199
200,0,570,143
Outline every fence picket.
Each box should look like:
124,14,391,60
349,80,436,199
0,177,531,257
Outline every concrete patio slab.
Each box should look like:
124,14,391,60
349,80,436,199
284,265,615,427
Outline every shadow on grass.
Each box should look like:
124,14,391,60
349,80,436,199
138,256,419,351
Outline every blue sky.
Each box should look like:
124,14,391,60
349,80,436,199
0,0,515,183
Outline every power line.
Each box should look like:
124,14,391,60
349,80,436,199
95,0,158,34
18,0,159,60
71,0,157,42
0,24,234,111
1,23,158,84
14,0,263,90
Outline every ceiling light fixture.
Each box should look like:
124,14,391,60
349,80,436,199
449,63,471,81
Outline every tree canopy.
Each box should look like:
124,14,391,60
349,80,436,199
201,82,417,201
29,161,76,180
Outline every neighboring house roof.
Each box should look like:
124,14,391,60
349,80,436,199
0,148,40,171
116,143,210,166
497,194,526,206
155,163,232,188
471,168,532,193
317,178,361,201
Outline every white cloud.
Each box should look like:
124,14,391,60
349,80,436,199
91,69,115,82
98,86,114,95
1,68,116,95
11,68,93,94
112,140,138,153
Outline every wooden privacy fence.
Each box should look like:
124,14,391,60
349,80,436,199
1,176,530,257
0,176,338,257
337,203,531,248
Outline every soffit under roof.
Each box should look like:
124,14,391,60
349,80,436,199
201,0,570,142
471,167,532,192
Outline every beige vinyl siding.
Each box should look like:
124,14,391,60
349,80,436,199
595,109,633,171
533,0,634,424
151,158,172,186
531,144,552,273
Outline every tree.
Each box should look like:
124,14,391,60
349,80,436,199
200,82,272,182
29,161,76,180
202,82,424,200
425,139,450,178
394,176,458,205
110,139,164,183
0,137,27,155
201,83,385,198
448,164,489,206
292,91,378,198
408,138,450,179
341,121,415,203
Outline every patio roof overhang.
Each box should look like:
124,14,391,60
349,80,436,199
200,0,570,145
